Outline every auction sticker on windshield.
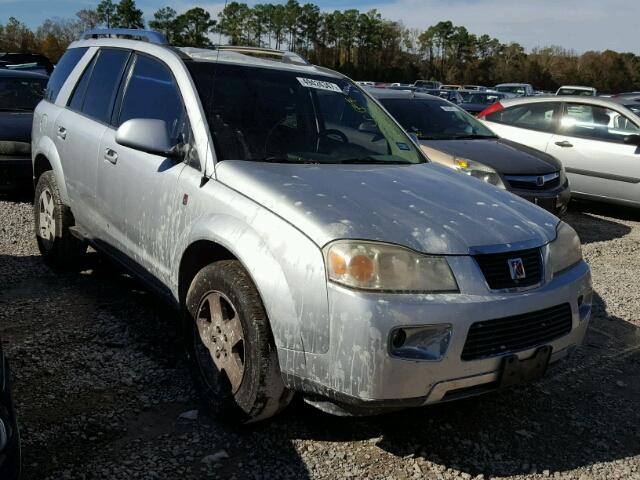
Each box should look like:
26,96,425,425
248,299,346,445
297,77,343,93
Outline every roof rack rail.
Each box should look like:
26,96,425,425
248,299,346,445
213,45,309,65
81,28,168,45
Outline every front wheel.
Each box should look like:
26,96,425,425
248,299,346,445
184,260,293,423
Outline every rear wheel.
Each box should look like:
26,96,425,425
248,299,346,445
34,171,86,267
184,260,293,423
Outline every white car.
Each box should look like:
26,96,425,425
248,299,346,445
556,86,597,97
478,96,640,207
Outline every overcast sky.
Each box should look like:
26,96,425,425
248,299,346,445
1,0,638,54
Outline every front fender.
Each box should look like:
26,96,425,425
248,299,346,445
175,210,330,355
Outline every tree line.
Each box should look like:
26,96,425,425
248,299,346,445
1,0,639,93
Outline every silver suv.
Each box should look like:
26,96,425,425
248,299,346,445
32,29,592,422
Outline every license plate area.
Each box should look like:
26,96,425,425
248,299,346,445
499,345,552,387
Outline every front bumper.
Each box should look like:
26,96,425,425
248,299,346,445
0,156,32,191
281,258,591,411
510,180,571,215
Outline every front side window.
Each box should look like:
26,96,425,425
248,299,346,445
486,102,559,132
187,62,424,164
380,98,496,140
44,47,88,102
0,76,47,111
80,48,130,124
117,54,185,144
560,103,640,143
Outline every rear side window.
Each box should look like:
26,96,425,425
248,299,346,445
68,55,97,111
117,54,185,142
80,48,130,124
44,47,88,102
486,102,559,132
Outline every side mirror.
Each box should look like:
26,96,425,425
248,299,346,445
358,121,381,134
623,134,640,146
116,118,183,158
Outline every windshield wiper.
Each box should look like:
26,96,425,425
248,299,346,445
0,107,32,112
338,157,413,164
451,134,498,140
259,156,319,164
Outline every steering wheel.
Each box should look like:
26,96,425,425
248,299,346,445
319,129,348,144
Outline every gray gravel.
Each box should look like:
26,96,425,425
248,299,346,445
1,194,639,480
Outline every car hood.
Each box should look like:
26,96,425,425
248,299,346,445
420,138,562,175
216,161,559,255
0,111,33,143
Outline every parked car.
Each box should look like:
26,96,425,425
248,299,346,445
33,29,592,421
463,85,488,91
0,69,48,192
413,79,442,89
495,83,535,97
0,342,21,480
478,96,640,207
441,84,462,91
555,86,597,96
0,52,53,76
417,88,464,104
369,89,570,214
459,91,512,115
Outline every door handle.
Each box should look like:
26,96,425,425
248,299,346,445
56,126,67,140
104,148,118,164
555,140,573,148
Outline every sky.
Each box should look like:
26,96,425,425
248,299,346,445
1,0,638,54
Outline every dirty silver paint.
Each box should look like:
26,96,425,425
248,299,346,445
32,37,592,407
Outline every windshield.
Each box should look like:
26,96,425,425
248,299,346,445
557,88,594,96
0,76,46,111
380,98,497,140
625,103,640,116
496,86,526,95
187,62,424,165
463,93,503,105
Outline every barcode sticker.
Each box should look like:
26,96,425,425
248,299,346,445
297,77,343,93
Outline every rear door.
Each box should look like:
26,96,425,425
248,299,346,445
55,48,131,234
483,101,561,152
547,102,640,203
99,52,188,284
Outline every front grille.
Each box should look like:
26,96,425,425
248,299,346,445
461,303,572,360
505,173,561,191
474,247,542,290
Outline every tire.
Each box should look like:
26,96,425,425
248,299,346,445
33,171,87,267
184,260,293,423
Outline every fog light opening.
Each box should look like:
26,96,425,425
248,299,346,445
391,329,406,349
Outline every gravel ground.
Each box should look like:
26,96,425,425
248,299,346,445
1,194,639,480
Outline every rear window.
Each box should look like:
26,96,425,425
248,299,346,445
44,48,88,102
0,76,47,111
486,102,559,132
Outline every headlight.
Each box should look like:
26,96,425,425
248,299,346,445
325,241,458,292
548,222,582,275
454,157,506,189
